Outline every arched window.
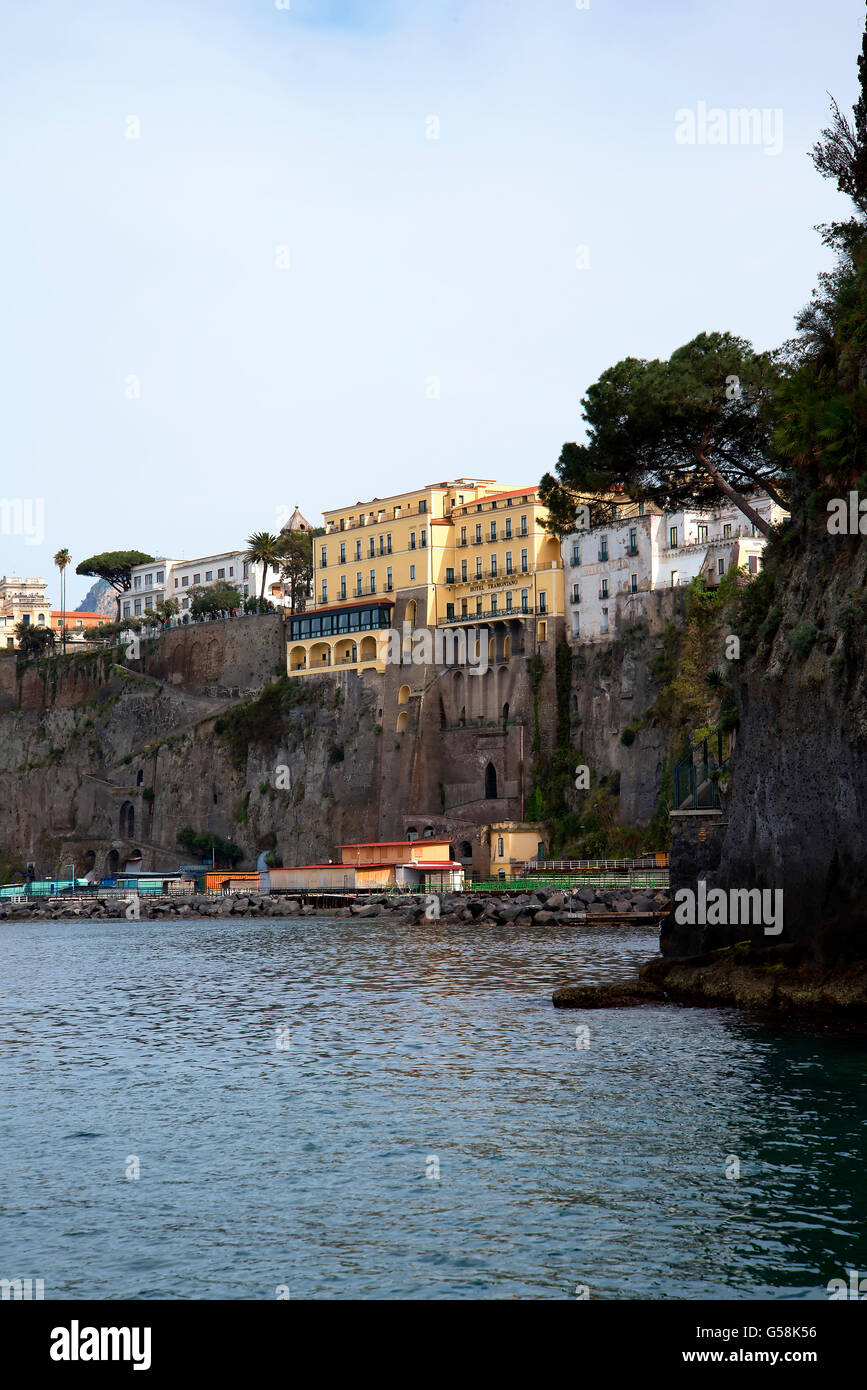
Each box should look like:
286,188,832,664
460,841,473,860
405,599,417,627
136,770,144,786
107,848,119,876
484,763,498,799
396,711,407,733
423,826,434,839
502,702,510,722
119,801,135,838
398,684,411,705
497,836,504,856
406,826,418,842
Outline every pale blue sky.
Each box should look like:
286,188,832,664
0,0,861,605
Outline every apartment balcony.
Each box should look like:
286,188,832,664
442,606,536,625
569,556,581,567
597,551,609,563
470,537,484,545
457,539,468,547
625,545,639,556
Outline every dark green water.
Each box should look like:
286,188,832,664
1,916,865,1298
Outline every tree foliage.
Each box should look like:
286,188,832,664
540,333,789,537
14,621,56,657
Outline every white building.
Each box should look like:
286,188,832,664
124,552,284,620
562,494,787,641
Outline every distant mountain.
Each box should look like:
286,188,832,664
76,579,117,617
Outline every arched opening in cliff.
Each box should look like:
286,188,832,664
396,711,407,733
119,802,135,838
398,684,410,705
460,841,473,861
107,848,119,877
484,763,498,799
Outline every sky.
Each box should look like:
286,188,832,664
0,0,863,607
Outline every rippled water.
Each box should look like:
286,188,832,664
1,916,865,1299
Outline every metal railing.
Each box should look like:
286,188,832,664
673,731,732,810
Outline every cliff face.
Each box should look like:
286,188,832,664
0,612,566,880
663,522,867,963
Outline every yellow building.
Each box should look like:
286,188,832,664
488,823,549,880
0,576,51,650
286,479,565,675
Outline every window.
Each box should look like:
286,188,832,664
497,836,504,857
571,544,579,565
355,540,362,561
144,596,153,611
461,599,468,616
38,613,45,624
723,523,732,538
600,579,608,599
369,538,375,558
521,589,529,612
601,608,609,635
386,567,393,591
671,570,679,586
156,570,164,584
669,527,678,549
174,578,179,589
446,602,454,621
217,568,225,579
475,524,482,543
539,591,547,613
638,501,645,517
505,551,513,574
321,580,327,602
320,547,327,568
145,573,153,587
410,564,415,580
205,571,212,582
122,602,131,618
369,569,376,594
193,574,200,585
393,506,400,518
628,527,638,554
339,543,346,563
748,555,759,574
410,532,416,550
599,537,608,561
379,536,384,556
697,524,708,543
611,504,618,521
460,526,466,545
461,560,467,582
572,583,580,603
134,599,142,615
418,499,427,513
386,534,392,554
340,576,347,598
420,530,427,549
356,573,363,596
718,558,725,576
538,620,547,640
181,576,189,587
521,548,528,573
631,573,637,594
230,567,235,577
520,515,528,536
133,576,141,590
490,556,498,577
476,557,483,578
490,521,497,540
505,518,512,539
446,567,454,584
506,592,513,612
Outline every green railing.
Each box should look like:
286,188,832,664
673,731,732,810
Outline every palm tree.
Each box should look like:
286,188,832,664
53,548,71,654
244,531,280,604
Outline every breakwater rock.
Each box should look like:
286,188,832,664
0,886,671,924
552,941,867,1017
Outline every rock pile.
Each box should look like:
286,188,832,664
0,886,669,923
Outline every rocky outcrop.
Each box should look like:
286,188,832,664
661,522,867,966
